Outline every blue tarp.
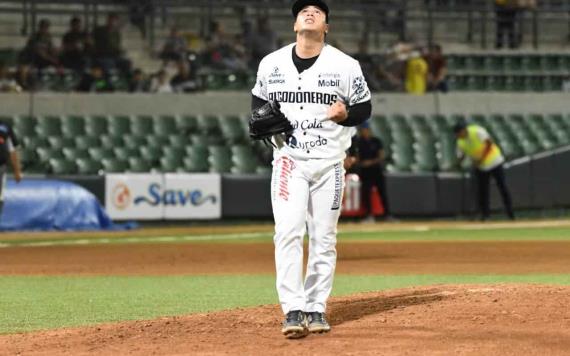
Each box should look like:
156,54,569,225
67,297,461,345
0,179,133,231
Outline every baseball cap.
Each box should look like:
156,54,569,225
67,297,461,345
292,0,329,22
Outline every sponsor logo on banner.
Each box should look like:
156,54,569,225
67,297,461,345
111,183,131,210
133,183,217,207
105,174,221,220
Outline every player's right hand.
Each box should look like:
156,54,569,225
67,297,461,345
327,100,348,123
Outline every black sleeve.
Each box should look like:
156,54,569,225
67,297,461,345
8,124,18,147
252,95,268,111
348,136,359,156
338,100,372,127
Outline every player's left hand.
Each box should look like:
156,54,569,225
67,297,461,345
327,100,348,123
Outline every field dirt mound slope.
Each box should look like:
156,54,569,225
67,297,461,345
2,284,570,356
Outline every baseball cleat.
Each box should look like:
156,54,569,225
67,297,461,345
281,310,309,339
306,312,331,333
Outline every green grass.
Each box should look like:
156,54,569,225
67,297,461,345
2,274,570,334
2,226,570,247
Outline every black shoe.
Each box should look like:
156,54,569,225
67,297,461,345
306,312,331,333
281,310,308,339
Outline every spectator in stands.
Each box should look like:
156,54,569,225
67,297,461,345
77,65,114,92
495,0,518,49
353,40,382,91
404,47,428,95
0,62,21,92
349,122,391,222
454,122,515,221
160,27,188,65
20,19,59,70
249,18,279,69
149,69,173,93
0,119,22,221
425,44,448,92
14,63,36,92
128,68,148,93
170,61,199,93
92,13,131,74
204,21,248,71
60,17,92,73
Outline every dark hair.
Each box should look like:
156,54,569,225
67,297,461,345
70,16,81,25
453,122,467,134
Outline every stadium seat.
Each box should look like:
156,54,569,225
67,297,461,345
168,134,192,148
146,135,170,147
159,156,183,172
155,115,178,136
62,116,87,137
208,146,232,173
107,115,131,136
197,115,221,135
139,146,163,165
75,136,101,150
76,158,103,175
176,115,199,134
48,158,78,175
19,148,45,173
99,135,124,148
48,136,75,149
131,115,155,136
114,147,140,160
220,115,247,143
36,115,63,137
128,157,152,173
22,136,49,151
36,147,64,162
231,145,259,173
101,158,129,173
62,147,90,161
123,135,147,148
85,116,109,136
163,146,186,161
88,147,115,161
13,115,38,137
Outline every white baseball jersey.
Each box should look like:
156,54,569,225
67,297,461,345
252,43,371,161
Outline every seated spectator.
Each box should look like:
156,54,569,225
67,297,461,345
353,40,382,91
128,68,148,93
14,63,36,91
77,65,114,92
60,17,92,73
204,21,247,71
92,13,131,74
425,44,448,92
249,17,279,69
0,62,21,92
149,70,173,93
170,61,198,93
20,19,59,70
160,27,187,64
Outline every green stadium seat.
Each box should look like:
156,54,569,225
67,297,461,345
230,145,259,173
131,115,155,136
100,135,124,148
183,156,210,172
48,158,78,175
146,135,170,147
76,158,103,175
88,147,115,161
208,146,232,173
504,56,523,72
13,115,37,137
176,115,199,134
139,146,163,164
114,147,140,160
522,55,543,72
62,116,87,137
123,135,147,148
19,148,45,173
85,115,109,136
169,134,191,148
36,147,64,162
75,136,101,150
36,115,63,136
220,115,247,143
466,55,485,71
62,147,90,160
154,115,178,136
159,156,183,172
22,136,49,151
101,158,129,173
163,146,186,161
485,56,505,73
197,115,221,135
128,157,152,173
107,115,131,136
48,136,75,149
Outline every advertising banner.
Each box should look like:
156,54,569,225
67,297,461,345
164,173,221,219
105,173,222,220
105,174,163,220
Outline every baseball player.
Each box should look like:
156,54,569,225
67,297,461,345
251,0,372,338
0,119,22,221
454,122,514,221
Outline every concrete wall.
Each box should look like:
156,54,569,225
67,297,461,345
1,92,568,117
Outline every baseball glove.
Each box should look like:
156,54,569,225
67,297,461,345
249,100,294,145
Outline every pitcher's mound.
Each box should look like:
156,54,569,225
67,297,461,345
3,284,570,355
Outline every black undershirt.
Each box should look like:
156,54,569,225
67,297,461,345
251,45,371,127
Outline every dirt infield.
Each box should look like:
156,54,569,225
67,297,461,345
2,285,570,356
2,220,570,355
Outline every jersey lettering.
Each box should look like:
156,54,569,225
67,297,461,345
268,91,337,105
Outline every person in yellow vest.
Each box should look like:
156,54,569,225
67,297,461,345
454,122,514,221
405,50,428,95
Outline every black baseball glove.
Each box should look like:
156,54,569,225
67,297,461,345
249,100,294,145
